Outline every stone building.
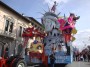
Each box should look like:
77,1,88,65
0,1,44,56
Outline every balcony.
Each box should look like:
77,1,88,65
0,29,16,39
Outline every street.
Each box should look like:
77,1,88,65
28,61,90,67
66,61,90,67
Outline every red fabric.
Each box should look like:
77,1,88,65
22,33,33,37
64,34,71,42
22,27,45,38
29,52,42,59
22,27,34,37
23,37,29,47
0,58,7,67
42,56,48,67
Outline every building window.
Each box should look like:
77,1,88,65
35,25,37,27
19,26,25,37
9,22,13,33
5,20,9,31
19,26,23,37
31,23,34,25
5,19,14,33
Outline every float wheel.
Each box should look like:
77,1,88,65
13,59,27,67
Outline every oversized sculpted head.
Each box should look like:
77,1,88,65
41,12,60,32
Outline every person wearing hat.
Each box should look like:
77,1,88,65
64,13,80,34
68,13,80,27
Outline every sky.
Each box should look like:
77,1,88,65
73,30,90,51
1,0,90,51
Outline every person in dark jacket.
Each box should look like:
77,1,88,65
83,54,86,61
49,53,56,67
87,51,90,62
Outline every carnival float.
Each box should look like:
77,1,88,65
22,1,80,66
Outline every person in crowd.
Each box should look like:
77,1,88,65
87,51,90,62
25,48,30,64
49,53,56,67
83,53,87,61
80,53,83,61
75,51,79,61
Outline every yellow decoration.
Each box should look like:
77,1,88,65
36,37,41,42
29,42,43,53
71,28,77,34
71,36,76,42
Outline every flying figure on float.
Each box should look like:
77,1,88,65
51,1,58,13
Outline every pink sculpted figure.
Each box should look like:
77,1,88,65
58,13,80,31
68,13,75,28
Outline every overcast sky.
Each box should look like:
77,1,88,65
2,0,90,51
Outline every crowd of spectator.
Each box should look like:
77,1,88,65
73,46,90,62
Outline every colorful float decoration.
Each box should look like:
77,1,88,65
41,1,80,56
71,36,76,42
22,27,45,38
22,27,34,37
29,41,44,59
22,26,46,64
71,28,77,35
58,13,80,31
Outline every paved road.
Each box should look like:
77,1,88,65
28,61,90,67
28,64,39,67
66,61,90,67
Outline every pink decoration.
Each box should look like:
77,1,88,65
58,17,75,30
